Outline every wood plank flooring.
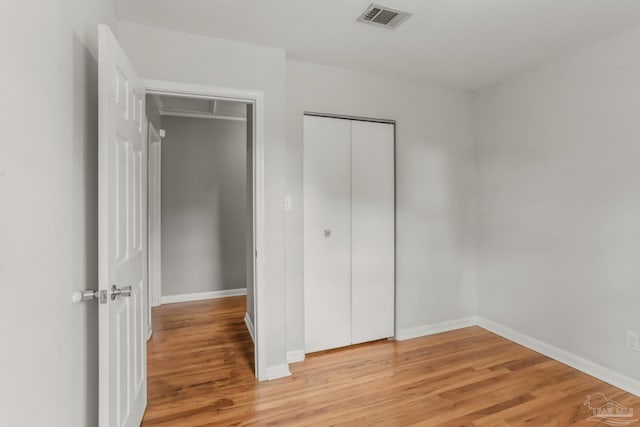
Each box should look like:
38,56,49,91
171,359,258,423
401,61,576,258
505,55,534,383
142,296,640,426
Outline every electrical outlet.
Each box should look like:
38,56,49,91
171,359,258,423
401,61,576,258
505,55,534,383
626,331,640,352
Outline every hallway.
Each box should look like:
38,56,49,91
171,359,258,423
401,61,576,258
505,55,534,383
143,296,254,425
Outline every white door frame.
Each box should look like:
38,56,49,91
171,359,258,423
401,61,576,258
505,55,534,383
141,79,267,381
147,122,162,313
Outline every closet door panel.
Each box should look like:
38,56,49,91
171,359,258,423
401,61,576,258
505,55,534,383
303,115,352,353
351,121,395,344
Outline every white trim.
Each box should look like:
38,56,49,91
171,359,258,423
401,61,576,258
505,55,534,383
265,364,292,381
395,317,478,341
477,318,640,398
160,288,246,305
147,122,162,308
286,349,306,364
253,93,268,382
143,79,267,382
244,312,255,343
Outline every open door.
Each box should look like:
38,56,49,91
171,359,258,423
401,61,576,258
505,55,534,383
98,25,147,427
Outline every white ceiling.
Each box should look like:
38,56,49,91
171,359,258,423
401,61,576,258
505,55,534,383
115,0,640,89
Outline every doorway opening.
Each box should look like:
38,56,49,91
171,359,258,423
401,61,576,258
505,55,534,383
142,80,266,381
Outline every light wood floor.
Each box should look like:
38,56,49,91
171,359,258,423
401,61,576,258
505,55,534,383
142,296,639,426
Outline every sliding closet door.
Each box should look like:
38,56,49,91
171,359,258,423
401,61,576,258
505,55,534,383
303,115,352,353
351,120,395,344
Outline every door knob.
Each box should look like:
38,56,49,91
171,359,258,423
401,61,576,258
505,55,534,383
72,289,107,304
111,285,132,301
72,290,99,303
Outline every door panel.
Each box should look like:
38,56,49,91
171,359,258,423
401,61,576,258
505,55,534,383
350,121,395,344
133,146,142,252
303,115,352,353
99,25,147,427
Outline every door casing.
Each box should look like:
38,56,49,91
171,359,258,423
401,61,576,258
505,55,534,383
147,122,162,316
142,79,267,380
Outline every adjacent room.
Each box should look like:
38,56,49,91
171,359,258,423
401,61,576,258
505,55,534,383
143,94,258,419
4,0,640,426
145,94,250,306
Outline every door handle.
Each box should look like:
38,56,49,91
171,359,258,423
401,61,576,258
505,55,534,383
72,289,108,304
111,285,132,301
72,290,99,303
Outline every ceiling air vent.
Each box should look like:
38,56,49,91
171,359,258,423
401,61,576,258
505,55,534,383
357,3,412,30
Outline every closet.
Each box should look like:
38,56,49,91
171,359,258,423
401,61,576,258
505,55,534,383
303,114,395,353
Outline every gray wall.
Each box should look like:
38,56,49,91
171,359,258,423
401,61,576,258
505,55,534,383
474,25,640,381
161,116,246,296
286,61,477,353
1,0,118,426
146,94,162,130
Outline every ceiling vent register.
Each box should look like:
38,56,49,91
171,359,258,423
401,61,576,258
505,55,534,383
357,3,412,30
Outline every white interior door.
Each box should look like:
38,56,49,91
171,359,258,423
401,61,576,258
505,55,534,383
98,25,147,427
148,123,162,310
351,121,395,344
304,115,352,353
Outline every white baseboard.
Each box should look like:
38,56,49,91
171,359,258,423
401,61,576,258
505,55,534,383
287,349,305,363
395,317,478,341
244,312,255,343
477,317,640,398
244,316,291,381
265,364,291,381
160,288,246,305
